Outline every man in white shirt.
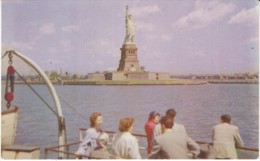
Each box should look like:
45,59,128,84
211,114,244,159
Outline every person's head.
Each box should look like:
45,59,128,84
166,108,176,119
119,117,134,132
149,111,160,123
90,112,103,128
128,15,132,19
160,115,174,132
220,114,231,124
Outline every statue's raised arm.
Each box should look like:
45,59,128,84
124,6,136,44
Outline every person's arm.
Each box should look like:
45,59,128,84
149,137,162,159
234,127,244,147
75,129,92,156
212,128,215,143
82,130,93,146
153,124,161,138
145,124,154,154
187,137,200,158
129,137,141,159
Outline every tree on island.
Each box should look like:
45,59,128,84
72,74,78,80
49,71,59,81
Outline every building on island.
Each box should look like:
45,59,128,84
88,6,170,81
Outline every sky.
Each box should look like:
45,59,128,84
1,0,259,75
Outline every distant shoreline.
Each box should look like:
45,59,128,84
62,79,206,85
208,80,258,84
2,79,258,85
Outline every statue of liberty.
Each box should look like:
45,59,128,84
124,6,136,44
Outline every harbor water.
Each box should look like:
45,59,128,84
1,84,259,158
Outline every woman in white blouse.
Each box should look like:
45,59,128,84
112,117,141,159
75,112,104,158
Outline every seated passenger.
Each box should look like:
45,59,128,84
75,112,104,158
210,114,244,159
89,132,111,159
112,117,141,159
150,116,200,159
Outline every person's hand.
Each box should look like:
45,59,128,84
192,153,197,159
75,151,80,156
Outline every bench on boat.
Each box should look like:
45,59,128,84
1,107,40,159
2,145,40,159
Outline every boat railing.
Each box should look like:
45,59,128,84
44,128,259,159
44,128,148,159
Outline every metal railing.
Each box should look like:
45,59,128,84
44,128,259,159
45,129,148,159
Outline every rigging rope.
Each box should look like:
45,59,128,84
15,69,88,122
15,70,59,117
59,96,89,121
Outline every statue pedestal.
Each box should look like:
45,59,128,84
117,44,142,72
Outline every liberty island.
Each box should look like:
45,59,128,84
87,6,172,82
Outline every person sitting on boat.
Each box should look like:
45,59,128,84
75,112,107,158
144,111,160,155
111,117,141,159
97,132,110,150
89,132,111,159
150,116,200,159
210,114,244,159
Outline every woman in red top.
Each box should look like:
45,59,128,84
144,111,160,155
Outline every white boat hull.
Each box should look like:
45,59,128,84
1,107,18,147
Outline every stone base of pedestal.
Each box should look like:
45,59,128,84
105,71,171,80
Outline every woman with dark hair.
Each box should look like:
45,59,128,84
75,112,108,158
144,111,160,155
112,117,141,159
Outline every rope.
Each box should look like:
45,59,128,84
15,70,59,117
59,97,89,121
15,68,88,121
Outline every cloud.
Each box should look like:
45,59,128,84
228,6,258,26
249,37,258,43
136,21,154,31
10,41,33,51
160,34,173,41
39,23,55,34
2,0,24,4
61,25,80,33
247,37,258,45
193,50,207,57
1,43,10,53
132,4,160,19
172,0,235,31
139,29,173,42
59,40,72,50
49,40,72,53
85,39,118,57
